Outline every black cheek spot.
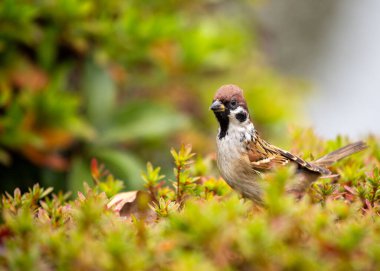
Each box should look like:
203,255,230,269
236,112,247,122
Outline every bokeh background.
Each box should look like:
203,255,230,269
1,0,378,193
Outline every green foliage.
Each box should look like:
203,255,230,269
0,134,379,270
142,162,165,189
171,145,198,203
0,0,307,194
3,1,377,269
90,158,125,198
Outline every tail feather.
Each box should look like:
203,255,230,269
313,141,367,167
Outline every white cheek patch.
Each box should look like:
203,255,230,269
229,107,243,115
229,106,249,124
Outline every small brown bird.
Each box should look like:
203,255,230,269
210,84,367,205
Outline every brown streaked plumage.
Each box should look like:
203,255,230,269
210,84,367,205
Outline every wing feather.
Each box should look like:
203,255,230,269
246,138,330,175
246,138,289,171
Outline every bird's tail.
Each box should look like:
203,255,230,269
313,141,367,167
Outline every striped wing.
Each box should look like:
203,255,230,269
246,139,289,171
246,139,330,175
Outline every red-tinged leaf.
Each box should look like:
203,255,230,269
38,129,74,150
344,185,357,195
37,208,50,224
344,192,355,202
22,146,69,171
0,226,13,245
10,63,48,91
365,199,373,210
77,191,86,201
91,158,100,183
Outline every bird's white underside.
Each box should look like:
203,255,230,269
216,107,263,202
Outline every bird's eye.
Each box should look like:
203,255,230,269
230,99,237,108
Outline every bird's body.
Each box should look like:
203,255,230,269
210,84,367,205
216,115,263,203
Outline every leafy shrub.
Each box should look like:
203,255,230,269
0,0,307,193
0,131,379,270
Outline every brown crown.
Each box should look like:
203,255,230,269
213,84,248,110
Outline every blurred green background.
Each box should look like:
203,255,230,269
0,0,306,193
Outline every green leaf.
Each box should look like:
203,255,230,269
82,61,117,130
101,101,189,144
142,162,165,187
88,148,144,189
67,156,93,193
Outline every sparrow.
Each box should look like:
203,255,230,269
210,84,367,205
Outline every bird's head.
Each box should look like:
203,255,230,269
210,84,250,128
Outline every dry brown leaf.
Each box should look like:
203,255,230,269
108,191,157,222
107,191,139,212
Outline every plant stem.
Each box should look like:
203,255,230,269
176,165,181,203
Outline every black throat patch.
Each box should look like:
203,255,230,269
214,111,229,139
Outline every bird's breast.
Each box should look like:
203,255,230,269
216,124,260,192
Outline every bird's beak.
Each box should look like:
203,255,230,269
210,100,225,112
